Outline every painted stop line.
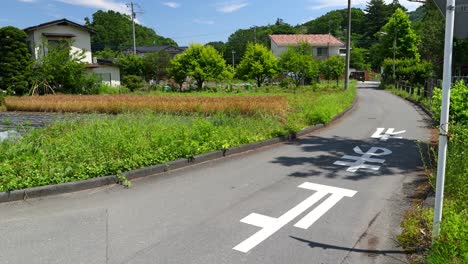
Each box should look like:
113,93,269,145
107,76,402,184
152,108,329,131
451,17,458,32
233,182,357,253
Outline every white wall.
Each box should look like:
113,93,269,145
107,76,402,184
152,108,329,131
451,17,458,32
89,65,121,87
27,24,92,63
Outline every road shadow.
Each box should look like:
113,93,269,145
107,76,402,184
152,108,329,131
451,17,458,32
289,236,411,259
271,135,430,181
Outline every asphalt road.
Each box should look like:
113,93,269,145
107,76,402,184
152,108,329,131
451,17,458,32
0,82,431,264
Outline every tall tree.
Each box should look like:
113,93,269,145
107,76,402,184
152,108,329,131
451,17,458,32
169,44,230,90
364,0,392,47
236,43,278,87
416,1,444,76
0,26,32,95
380,8,420,61
85,10,177,52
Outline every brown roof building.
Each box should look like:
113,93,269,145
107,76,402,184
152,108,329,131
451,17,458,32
270,34,345,58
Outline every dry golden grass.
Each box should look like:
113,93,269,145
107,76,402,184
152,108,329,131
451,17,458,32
5,95,288,116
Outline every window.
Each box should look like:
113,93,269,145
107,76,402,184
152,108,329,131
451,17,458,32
48,39,68,49
317,47,328,57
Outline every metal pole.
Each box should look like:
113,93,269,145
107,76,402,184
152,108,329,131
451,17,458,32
344,0,351,90
393,33,396,81
433,0,455,239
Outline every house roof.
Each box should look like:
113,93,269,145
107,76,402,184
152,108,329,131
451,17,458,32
270,34,344,47
123,45,187,54
24,18,95,34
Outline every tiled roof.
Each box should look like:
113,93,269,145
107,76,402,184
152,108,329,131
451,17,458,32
270,34,344,46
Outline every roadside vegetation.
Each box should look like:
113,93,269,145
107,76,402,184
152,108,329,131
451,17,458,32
0,83,356,192
389,81,468,263
4,94,287,116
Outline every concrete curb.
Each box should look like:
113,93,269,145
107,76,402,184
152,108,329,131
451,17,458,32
0,97,358,203
400,97,434,120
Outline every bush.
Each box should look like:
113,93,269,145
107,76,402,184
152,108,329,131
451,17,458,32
431,81,468,124
122,75,144,92
279,77,296,88
382,59,432,85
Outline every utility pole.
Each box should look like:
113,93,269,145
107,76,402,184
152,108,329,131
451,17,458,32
344,0,351,90
232,50,236,68
127,2,139,55
254,26,257,44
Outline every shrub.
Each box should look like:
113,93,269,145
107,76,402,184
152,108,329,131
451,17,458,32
279,77,296,89
122,75,144,92
431,81,468,124
382,58,432,84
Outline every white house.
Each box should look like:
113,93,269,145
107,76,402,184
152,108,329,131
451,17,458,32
270,34,345,59
24,19,121,87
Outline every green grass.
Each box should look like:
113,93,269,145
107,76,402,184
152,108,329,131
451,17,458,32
0,82,356,192
389,81,468,263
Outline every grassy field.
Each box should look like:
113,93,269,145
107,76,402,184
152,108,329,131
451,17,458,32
0,83,356,192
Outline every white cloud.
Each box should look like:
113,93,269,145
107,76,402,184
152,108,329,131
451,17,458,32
17,0,37,2
193,19,215,25
55,0,128,14
216,1,249,13
162,2,180,8
306,0,422,12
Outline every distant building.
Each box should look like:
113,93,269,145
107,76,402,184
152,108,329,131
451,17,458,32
270,34,345,59
123,45,187,57
24,18,121,87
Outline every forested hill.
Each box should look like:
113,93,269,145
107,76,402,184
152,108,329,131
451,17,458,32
84,10,177,52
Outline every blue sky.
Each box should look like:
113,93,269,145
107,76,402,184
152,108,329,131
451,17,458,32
2,0,422,46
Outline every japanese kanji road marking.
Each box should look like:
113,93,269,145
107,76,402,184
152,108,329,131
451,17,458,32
233,182,357,253
371,128,406,141
333,146,392,172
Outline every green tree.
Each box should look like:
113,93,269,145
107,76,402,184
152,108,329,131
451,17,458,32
168,57,187,90
205,41,226,56
0,26,32,95
416,1,444,77
380,8,420,62
364,0,392,47
94,47,120,60
278,43,319,86
350,48,370,70
117,53,144,77
169,44,230,90
320,55,345,85
302,8,366,46
31,41,98,94
236,43,278,87
85,10,177,51
143,51,171,82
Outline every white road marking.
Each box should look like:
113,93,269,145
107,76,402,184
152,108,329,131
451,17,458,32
371,128,406,141
334,146,392,172
233,182,357,253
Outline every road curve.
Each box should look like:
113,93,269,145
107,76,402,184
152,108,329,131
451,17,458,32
0,82,431,264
